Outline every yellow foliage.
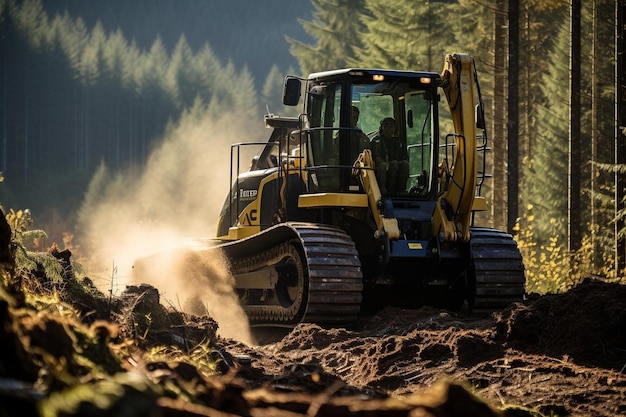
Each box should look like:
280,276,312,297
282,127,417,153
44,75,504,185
516,208,626,294
6,208,33,233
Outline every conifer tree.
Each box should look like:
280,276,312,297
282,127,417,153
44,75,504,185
60,15,90,83
261,64,286,116
76,21,107,171
101,28,131,168
103,29,130,85
167,34,197,110
518,1,567,174
142,36,170,97
207,59,237,118
232,65,261,126
354,0,454,71
135,36,171,160
192,43,222,105
524,14,571,246
78,21,106,87
12,0,46,49
287,0,366,75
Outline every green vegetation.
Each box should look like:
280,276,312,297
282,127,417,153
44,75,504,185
5,208,63,284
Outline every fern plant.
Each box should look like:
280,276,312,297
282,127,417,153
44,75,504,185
3,207,63,288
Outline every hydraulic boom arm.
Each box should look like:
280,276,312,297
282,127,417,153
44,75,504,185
432,53,481,243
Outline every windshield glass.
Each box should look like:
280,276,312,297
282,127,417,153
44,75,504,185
305,77,438,196
352,81,436,196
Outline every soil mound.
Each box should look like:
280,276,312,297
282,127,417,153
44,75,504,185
496,278,626,370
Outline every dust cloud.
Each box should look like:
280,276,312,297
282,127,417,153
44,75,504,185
77,108,265,345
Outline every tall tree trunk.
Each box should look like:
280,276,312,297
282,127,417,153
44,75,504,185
569,0,582,255
493,0,507,230
616,0,626,271
1,37,6,175
23,55,29,183
591,0,599,268
507,0,520,235
522,5,532,168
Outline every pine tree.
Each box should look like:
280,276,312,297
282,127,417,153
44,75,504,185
167,34,197,110
354,0,454,71
232,65,261,126
76,21,107,171
287,0,367,75
524,14,571,246
261,64,286,116
192,43,222,105
101,28,131,168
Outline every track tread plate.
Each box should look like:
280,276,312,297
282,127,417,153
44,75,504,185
230,222,363,326
470,227,526,311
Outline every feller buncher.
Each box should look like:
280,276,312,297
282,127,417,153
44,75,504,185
135,53,525,327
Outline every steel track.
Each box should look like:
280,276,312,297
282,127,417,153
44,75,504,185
226,222,364,326
469,227,526,311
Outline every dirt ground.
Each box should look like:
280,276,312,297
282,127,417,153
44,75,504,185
219,278,626,417
1,251,626,417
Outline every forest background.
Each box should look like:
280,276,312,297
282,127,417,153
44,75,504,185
0,0,624,294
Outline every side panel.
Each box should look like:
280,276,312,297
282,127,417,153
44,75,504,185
216,169,278,238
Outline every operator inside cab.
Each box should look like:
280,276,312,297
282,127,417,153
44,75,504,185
370,117,409,195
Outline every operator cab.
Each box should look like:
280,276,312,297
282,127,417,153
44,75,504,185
284,69,445,199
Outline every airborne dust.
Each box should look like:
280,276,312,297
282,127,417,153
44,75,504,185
77,109,264,345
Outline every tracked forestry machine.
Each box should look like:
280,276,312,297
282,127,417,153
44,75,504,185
136,53,525,327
